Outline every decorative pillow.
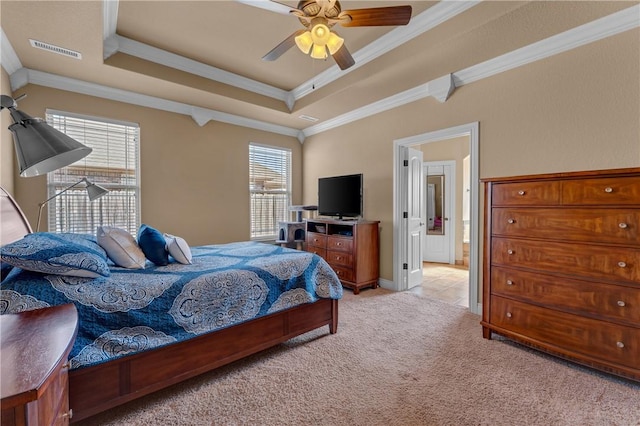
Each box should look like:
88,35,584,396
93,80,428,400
137,224,169,266
0,232,110,278
97,226,146,269
164,233,193,265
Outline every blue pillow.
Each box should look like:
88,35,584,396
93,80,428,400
138,224,169,266
0,232,110,278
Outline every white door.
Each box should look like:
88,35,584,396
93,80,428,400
424,162,455,264
405,147,424,289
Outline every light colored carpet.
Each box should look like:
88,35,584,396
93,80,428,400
77,289,640,426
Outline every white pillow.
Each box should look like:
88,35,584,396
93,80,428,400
164,233,192,264
97,226,146,269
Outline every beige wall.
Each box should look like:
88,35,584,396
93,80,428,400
302,29,640,282
3,27,639,287
421,136,469,263
4,86,302,246
1,67,15,194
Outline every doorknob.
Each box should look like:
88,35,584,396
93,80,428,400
444,218,449,221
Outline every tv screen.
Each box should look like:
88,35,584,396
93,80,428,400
318,174,363,219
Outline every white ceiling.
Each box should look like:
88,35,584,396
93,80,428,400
1,1,638,141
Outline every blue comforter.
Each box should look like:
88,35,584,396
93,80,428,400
1,241,343,370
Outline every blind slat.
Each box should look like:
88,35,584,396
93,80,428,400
249,143,291,239
45,111,140,235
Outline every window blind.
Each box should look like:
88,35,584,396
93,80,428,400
45,111,140,235
249,143,291,239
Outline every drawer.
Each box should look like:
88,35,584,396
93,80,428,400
490,296,640,369
306,232,327,249
491,181,561,206
331,265,354,282
306,247,326,260
491,266,640,326
327,236,353,252
491,237,640,284
491,208,640,245
562,176,640,206
326,251,353,267
35,362,70,425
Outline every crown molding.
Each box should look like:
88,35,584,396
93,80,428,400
291,0,481,101
302,83,429,137
103,0,119,41
1,27,23,75
114,35,291,106
303,3,640,138
101,1,480,108
234,0,292,16
5,4,637,144
454,3,640,87
17,68,301,139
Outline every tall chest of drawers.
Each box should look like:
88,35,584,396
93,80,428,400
482,167,640,382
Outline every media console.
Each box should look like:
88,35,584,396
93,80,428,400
305,218,380,294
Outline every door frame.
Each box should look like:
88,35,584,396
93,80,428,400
392,122,480,314
423,160,456,264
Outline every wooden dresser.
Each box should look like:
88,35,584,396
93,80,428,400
1,304,78,425
305,219,380,294
482,167,640,382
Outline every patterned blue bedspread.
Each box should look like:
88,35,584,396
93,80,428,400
1,241,343,370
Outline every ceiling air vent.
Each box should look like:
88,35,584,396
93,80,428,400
29,39,82,60
298,114,319,123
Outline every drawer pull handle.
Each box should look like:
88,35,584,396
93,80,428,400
507,249,514,255
62,362,71,369
517,190,526,196
506,280,514,286
604,187,613,193
63,409,73,419
337,242,342,246
617,300,626,307
616,341,625,349
619,223,628,229
618,261,627,268
506,312,512,318
507,219,516,224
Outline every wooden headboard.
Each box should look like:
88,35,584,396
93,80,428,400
0,187,32,246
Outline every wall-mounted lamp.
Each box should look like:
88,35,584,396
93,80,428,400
0,94,92,177
36,178,109,232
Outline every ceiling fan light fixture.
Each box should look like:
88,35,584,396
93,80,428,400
295,31,314,54
310,23,331,46
326,32,344,55
310,43,328,59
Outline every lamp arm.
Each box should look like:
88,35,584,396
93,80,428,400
36,178,88,232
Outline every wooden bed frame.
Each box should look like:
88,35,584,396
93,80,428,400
0,187,339,422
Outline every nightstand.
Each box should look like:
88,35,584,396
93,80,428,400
1,304,78,425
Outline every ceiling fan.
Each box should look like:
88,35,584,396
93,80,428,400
261,0,412,70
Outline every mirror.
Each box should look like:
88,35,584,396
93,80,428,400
426,175,445,235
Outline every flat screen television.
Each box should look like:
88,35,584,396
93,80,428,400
318,174,363,220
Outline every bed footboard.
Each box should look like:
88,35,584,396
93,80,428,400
69,298,338,422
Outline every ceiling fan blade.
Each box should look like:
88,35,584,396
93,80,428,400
262,29,306,61
235,0,296,15
332,44,355,70
339,5,412,27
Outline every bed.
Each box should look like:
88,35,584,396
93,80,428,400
0,187,342,422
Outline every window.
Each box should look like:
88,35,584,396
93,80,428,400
249,143,291,239
45,110,140,235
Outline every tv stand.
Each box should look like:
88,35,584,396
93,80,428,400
305,218,380,294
